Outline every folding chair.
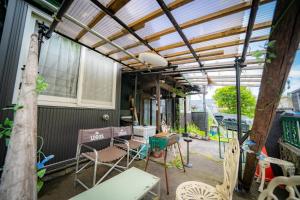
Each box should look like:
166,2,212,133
113,126,147,167
74,127,128,189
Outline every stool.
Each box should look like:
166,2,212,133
183,134,192,168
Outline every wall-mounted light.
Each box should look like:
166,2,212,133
102,114,110,121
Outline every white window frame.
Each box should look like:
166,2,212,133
13,6,117,109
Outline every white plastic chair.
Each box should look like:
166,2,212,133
258,176,300,200
176,138,240,200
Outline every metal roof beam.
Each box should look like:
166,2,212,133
156,0,203,68
241,0,260,62
37,0,147,68
89,0,158,54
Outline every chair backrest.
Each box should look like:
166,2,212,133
216,138,240,200
112,126,132,137
77,127,112,145
258,176,300,200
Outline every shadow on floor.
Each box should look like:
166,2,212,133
38,140,266,200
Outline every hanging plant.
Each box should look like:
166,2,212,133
250,40,277,64
171,87,186,97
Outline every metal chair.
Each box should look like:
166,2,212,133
74,127,128,189
112,126,146,167
145,134,185,195
176,138,240,200
258,176,300,200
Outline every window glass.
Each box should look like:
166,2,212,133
39,33,81,98
81,48,115,105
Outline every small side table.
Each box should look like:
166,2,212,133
183,134,192,168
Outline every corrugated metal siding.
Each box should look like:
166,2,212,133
37,106,118,164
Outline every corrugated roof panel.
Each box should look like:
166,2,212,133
110,52,127,60
98,0,112,6
127,45,149,54
135,14,174,38
171,0,244,24
242,1,276,26
79,32,102,46
67,0,101,25
191,35,241,49
95,43,118,54
113,34,140,47
160,46,190,55
115,0,174,26
182,12,244,40
238,40,268,53
56,17,83,39
93,15,124,38
149,32,183,48
239,28,271,39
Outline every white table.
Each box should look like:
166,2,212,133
70,167,160,200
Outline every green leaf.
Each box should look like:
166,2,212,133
267,40,276,48
37,168,46,178
268,52,277,59
4,118,13,127
36,75,49,94
37,179,44,192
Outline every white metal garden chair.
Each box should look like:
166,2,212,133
74,127,128,189
258,176,300,200
176,138,240,200
112,126,146,167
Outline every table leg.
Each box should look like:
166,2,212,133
164,148,169,195
157,180,161,199
259,164,266,192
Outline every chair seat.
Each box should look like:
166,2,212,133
116,139,143,150
82,146,127,163
176,181,223,200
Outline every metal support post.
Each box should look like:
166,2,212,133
235,57,243,190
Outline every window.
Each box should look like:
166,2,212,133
39,33,81,98
79,48,116,107
13,7,118,109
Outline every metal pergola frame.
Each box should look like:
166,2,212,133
33,0,271,190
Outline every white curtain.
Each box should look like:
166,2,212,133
81,48,115,104
39,33,81,98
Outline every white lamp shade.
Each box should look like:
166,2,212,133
138,52,168,67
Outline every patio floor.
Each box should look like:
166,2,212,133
39,140,261,200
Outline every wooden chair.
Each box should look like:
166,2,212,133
176,138,240,200
112,126,146,167
74,127,128,189
258,176,300,200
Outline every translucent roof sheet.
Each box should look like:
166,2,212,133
149,32,184,48
242,1,276,26
182,12,244,40
93,15,124,38
171,0,244,24
79,31,101,46
56,17,83,39
135,15,174,38
115,0,174,26
67,0,101,25
51,0,276,71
